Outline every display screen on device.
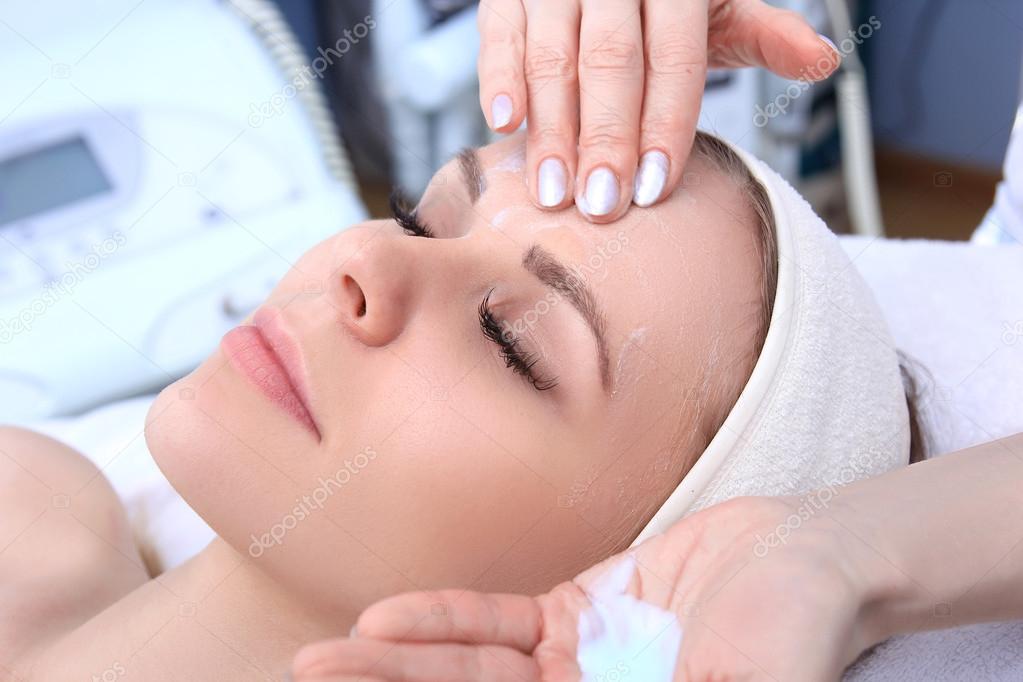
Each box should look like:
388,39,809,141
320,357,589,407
0,136,112,226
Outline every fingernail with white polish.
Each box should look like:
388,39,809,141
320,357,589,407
633,150,669,207
538,158,567,207
583,167,619,216
818,34,841,61
491,93,513,129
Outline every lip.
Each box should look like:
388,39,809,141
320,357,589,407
220,307,320,440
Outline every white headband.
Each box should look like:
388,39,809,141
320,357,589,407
633,141,910,544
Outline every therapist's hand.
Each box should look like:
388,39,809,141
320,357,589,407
478,0,840,222
291,496,884,682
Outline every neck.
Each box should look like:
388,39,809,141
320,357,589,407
152,537,355,678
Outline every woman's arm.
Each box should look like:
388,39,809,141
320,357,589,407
839,432,1023,643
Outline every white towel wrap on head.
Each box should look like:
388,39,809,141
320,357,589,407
633,142,910,544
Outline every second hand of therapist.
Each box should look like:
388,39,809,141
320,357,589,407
478,0,840,222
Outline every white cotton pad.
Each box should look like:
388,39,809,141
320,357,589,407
576,555,683,682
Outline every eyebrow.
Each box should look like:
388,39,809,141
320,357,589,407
457,147,485,204
522,244,611,392
451,149,610,391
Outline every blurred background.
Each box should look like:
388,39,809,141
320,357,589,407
1,0,1021,422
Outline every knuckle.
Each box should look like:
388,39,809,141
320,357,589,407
646,32,705,75
479,56,521,87
528,123,573,148
481,26,522,52
579,117,632,150
478,1,514,30
525,44,576,81
641,110,682,140
581,31,641,74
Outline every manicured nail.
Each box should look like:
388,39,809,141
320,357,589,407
633,150,669,207
491,93,513,129
818,34,841,60
538,157,567,207
582,167,619,216
349,624,358,637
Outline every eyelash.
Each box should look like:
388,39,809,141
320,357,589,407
389,190,434,238
478,289,559,392
390,190,557,392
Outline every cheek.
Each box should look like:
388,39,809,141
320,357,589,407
332,402,558,582
271,392,583,598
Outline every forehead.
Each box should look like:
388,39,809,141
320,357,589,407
472,134,754,324
425,133,762,423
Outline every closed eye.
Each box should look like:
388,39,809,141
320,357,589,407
478,289,559,392
389,189,434,238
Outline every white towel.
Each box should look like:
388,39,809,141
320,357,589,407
634,142,910,541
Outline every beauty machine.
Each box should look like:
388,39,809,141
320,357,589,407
0,0,367,421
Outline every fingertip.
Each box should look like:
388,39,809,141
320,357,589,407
818,34,840,61
489,92,515,131
291,640,343,677
753,7,841,81
536,157,571,209
355,591,441,639
352,600,398,639
813,33,842,79
574,165,636,224
633,150,670,208
576,166,623,221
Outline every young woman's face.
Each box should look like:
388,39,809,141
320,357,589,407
147,132,764,612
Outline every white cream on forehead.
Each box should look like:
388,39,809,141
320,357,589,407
490,207,512,228
491,144,525,173
611,327,648,399
576,554,684,681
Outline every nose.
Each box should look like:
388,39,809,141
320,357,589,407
333,228,414,347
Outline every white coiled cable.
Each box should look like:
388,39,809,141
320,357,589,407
823,0,885,237
225,0,360,192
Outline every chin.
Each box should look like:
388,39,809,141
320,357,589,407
145,370,233,513
144,359,323,561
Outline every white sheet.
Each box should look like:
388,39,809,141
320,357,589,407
839,237,1023,681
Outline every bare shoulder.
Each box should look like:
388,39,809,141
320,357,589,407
0,426,149,676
